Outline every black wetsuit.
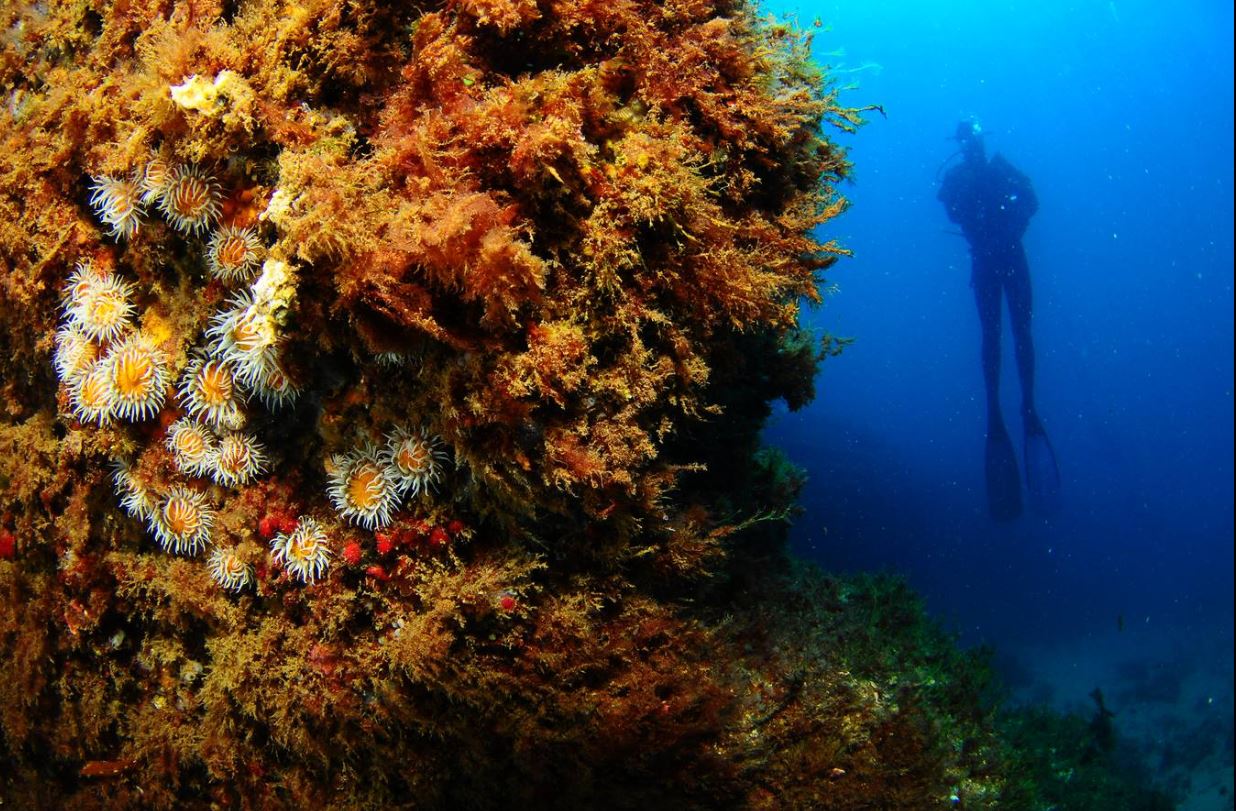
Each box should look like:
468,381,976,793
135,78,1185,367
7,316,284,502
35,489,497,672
938,152,1039,425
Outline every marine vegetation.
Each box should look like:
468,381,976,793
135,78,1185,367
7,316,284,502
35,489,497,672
0,0,1171,808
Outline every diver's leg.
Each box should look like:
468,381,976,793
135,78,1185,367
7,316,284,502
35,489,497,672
1007,247,1060,511
974,262,1021,520
973,263,1003,426
1005,247,1037,423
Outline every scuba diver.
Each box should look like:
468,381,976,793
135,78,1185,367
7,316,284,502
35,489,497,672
938,120,1060,520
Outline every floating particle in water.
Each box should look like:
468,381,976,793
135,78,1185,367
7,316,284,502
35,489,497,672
158,164,220,236
148,486,213,555
381,426,447,498
103,333,169,422
166,418,217,476
326,447,400,530
207,546,254,592
89,174,145,239
206,225,263,284
271,516,331,584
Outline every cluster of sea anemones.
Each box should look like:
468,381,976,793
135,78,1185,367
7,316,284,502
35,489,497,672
203,290,298,408
108,460,213,555
165,417,267,486
111,449,259,590
75,156,291,580
108,458,216,557
91,160,219,238
75,151,355,593
326,427,448,530
54,261,169,425
90,158,264,284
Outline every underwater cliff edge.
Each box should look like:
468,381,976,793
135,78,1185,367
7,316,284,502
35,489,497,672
0,1,1173,808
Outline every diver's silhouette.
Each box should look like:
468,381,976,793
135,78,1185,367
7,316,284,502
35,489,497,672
938,120,1060,520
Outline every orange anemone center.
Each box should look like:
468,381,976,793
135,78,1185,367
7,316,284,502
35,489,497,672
79,371,111,409
86,294,123,326
164,498,201,536
171,179,209,217
196,364,233,405
112,351,153,397
289,536,312,561
396,443,429,474
218,440,249,475
176,429,207,459
347,465,385,510
216,236,249,268
230,314,265,354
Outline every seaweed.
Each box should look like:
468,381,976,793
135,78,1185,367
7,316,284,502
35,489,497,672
0,1,1172,808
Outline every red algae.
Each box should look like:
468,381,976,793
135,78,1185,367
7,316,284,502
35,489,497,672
0,2,1051,810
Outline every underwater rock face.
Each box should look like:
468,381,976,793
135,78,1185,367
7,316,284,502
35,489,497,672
0,2,1057,809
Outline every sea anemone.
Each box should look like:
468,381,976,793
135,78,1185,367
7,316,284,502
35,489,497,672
68,360,116,425
53,324,101,382
207,546,254,592
250,360,299,409
158,164,220,236
148,486,213,555
210,430,267,487
178,355,245,429
381,426,447,498
110,459,155,520
166,418,217,476
205,293,280,388
60,260,111,305
139,156,174,205
65,273,136,343
88,174,145,239
103,333,169,422
270,516,331,584
326,447,400,530
206,225,264,284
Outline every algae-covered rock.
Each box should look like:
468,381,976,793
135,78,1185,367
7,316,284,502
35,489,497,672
0,1,1168,808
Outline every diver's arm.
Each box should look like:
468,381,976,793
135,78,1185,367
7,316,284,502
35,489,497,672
996,155,1037,222
937,172,964,225
1022,175,1039,219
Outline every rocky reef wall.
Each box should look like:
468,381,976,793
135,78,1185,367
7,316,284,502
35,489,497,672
0,2,1124,808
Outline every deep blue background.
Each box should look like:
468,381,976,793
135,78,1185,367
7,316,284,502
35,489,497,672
765,1,1234,655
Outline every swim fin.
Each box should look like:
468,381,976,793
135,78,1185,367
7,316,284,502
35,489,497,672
1024,415,1061,516
985,421,1023,521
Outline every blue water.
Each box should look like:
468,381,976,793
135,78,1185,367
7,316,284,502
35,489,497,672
764,1,1233,786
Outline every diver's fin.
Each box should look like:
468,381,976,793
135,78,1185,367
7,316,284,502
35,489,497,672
1024,416,1061,516
985,422,1023,521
